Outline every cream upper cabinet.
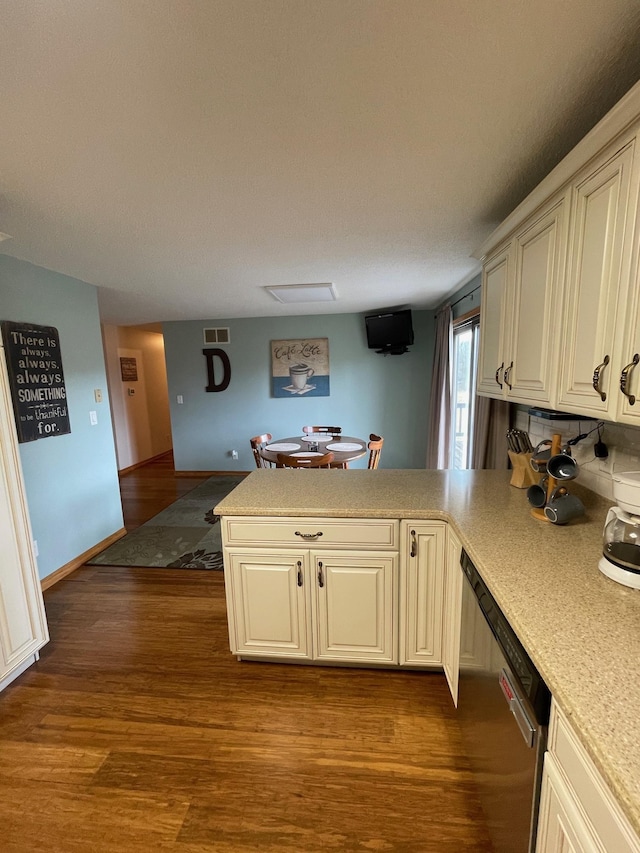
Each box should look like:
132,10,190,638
477,243,512,396
536,702,640,853
477,193,568,405
476,82,640,423
442,525,462,706
617,221,640,425
508,194,568,404
399,521,446,667
557,138,637,418
0,342,48,689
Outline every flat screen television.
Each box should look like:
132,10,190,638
365,309,414,354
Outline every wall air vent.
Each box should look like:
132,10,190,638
203,327,230,345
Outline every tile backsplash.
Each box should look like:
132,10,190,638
514,408,640,502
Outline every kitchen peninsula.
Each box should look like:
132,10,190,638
216,468,640,845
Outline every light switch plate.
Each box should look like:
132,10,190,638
89,411,98,425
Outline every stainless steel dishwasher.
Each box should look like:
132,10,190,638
457,549,551,853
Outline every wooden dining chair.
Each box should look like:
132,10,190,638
367,434,383,469
302,426,342,436
276,451,335,468
249,433,273,468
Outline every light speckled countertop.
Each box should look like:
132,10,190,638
216,468,640,833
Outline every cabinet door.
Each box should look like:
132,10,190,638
400,522,446,666
0,344,48,685
508,195,568,404
442,526,462,705
313,551,397,663
617,233,640,425
536,755,600,853
558,141,635,418
477,244,512,398
226,550,312,658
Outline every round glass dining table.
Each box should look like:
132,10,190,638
259,435,367,467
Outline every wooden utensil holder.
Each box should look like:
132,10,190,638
530,432,562,522
508,451,538,488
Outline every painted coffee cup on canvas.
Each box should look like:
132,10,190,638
289,363,315,390
544,490,585,525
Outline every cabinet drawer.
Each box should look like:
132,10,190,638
222,516,399,550
548,703,640,853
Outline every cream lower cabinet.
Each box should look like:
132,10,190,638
0,341,49,690
226,550,311,658
399,521,446,667
223,516,458,682
442,526,462,705
536,702,640,853
222,517,399,665
226,548,397,663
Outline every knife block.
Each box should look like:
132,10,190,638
508,451,538,488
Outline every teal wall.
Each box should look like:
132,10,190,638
0,256,124,579
163,310,435,470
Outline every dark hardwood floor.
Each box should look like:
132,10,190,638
0,454,492,852
119,451,211,530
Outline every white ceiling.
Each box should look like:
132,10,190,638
2,1,640,326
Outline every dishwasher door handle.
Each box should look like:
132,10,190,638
499,669,536,748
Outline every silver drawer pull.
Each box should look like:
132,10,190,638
295,531,323,540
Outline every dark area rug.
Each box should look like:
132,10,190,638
88,475,245,569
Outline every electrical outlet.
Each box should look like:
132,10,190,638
177,395,184,404
231,450,239,460
89,411,98,425
94,388,103,403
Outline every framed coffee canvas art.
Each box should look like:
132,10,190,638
271,338,330,397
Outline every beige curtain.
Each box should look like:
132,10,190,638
471,396,511,469
426,305,453,469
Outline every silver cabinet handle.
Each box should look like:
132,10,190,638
317,561,324,588
297,561,303,587
620,353,639,405
592,354,610,401
410,529,417,558
295,531,323,540
495,362,504,389
504,361,513,390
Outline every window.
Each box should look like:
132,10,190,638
450,313,480,469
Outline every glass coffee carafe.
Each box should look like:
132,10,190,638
602,506,640,574
599,471,640,588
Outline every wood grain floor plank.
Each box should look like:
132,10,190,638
0,454,492,852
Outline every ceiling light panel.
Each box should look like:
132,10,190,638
265,283,337,303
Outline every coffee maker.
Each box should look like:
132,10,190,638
599,471,640,589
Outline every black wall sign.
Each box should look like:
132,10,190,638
203,348,231,392
2,320,71,443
